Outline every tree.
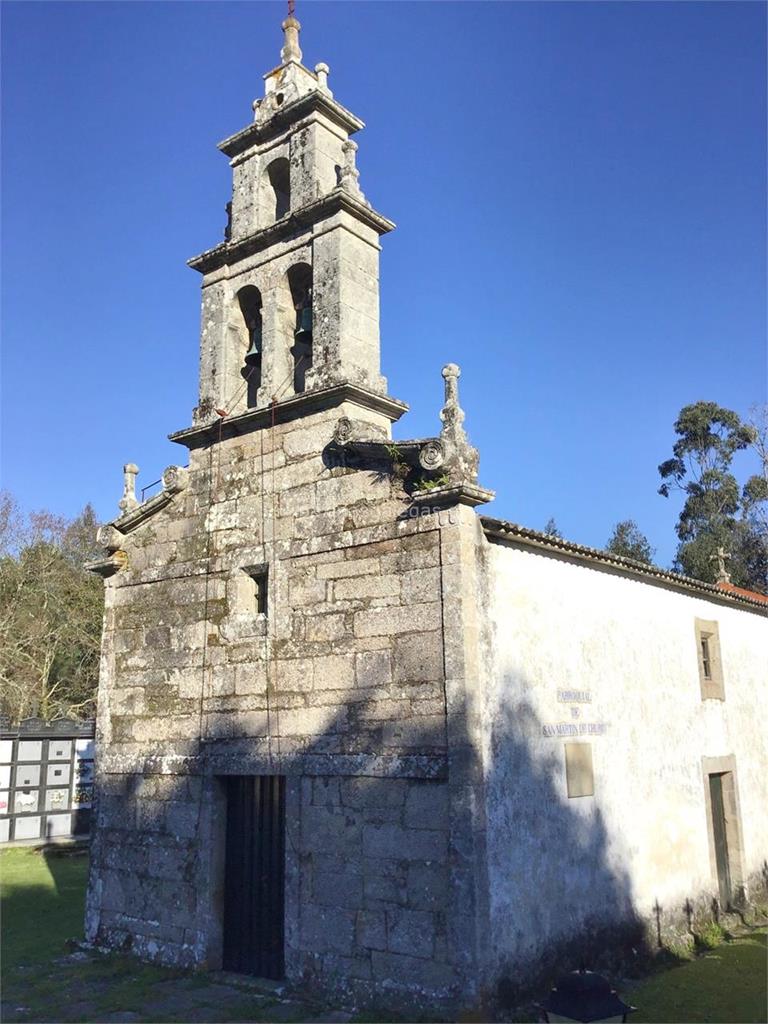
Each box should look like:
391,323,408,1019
605,520,655,564
743,404,768,535
543,517,562,539
0,494,104,723
658,402,767,592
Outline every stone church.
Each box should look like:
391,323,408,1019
86,14,767,1015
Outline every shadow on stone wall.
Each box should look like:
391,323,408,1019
484,696,645,1010
80,669,764,1019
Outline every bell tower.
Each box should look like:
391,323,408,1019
187,14,398,426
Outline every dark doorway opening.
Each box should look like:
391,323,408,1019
708,772,732,909
223,775,285,978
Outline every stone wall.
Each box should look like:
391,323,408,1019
86,401,476,1010
286,775,456,1010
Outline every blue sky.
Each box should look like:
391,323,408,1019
2,1,765,566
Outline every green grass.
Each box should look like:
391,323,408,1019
0,848,186,1022
631,930,768,1023
1,845,90,973
2,849,766,1023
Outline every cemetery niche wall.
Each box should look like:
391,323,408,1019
0,718,95,844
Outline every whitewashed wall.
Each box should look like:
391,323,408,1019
481,539,768,974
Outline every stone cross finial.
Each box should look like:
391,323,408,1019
281,14,302,64
119,463,139,514
711,546,732,584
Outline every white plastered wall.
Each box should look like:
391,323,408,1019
481,540,767,970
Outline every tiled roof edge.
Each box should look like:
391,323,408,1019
480,516,768,613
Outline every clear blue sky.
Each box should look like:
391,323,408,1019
2,1,765,566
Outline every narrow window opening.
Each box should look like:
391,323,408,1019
244,565,268,616
266,158,290,220
695,619,724,700
287,263,313,393
700,636,712,680
238,286,263,407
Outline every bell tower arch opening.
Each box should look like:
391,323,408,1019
287,263,313,394
238,285,263,406
265,157,291,222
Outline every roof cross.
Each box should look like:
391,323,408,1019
711,546,731,584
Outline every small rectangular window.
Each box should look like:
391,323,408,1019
564,743,594,798
700,636,712,679
245,565,268,616
695,618,724,701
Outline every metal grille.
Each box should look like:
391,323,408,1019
223,775,285,979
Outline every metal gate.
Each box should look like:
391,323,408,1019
222,775,285,978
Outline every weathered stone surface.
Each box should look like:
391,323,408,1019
362,823,448,862
386,908,435,958
355,909,387,951
392,632,443,684
404,781,450,830
370,949,455,992
301,905,356,956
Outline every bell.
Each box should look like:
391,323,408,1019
295,304,312,339
244,326,262,365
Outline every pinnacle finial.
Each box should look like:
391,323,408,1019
119,463,140,514
281,9,302,65
441,364,464,426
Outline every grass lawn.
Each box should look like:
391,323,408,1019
629,930,767,1024
2,844,90,974
0,847,301,1023
1,847,766,1023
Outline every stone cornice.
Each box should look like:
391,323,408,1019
111,489,175,533
84,551,128,578
218,91,365,158
188,189,395,275
482,516,768,615
412,483,496,509
99,750,447,780
85,466,191,577
169,383,409,450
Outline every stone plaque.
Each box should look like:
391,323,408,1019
17,740,42,762
14,815,41,840
16,765,40,788
45,788,70,811
0,765,10,789
48,740,72,761
0,791,9,814
45,813,72,838
0,740,13,764
14,789,39,814
46,763,71,787
0,818,9,843
564,742,594,799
